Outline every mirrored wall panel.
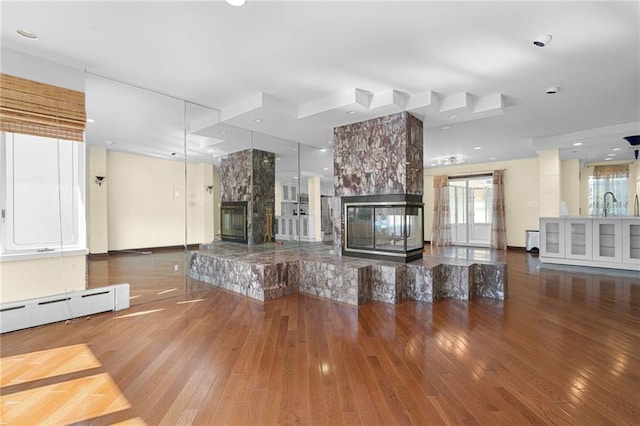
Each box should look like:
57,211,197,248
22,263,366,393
85,74,190,305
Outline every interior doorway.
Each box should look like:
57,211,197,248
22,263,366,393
449,175,493,246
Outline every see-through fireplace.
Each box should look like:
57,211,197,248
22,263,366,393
342,194,424,262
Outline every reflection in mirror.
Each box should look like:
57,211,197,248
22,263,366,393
83,73,332,307
85,73,189,305
184,101,226,294
251,133,300,246
299,143,334,245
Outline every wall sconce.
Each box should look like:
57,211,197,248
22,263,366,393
206,185,213,194
95,176,105,187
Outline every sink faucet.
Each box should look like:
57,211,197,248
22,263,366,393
603,191,618,217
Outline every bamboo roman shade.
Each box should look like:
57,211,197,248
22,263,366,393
0,73,86,142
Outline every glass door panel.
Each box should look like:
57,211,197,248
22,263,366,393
449,176,492,246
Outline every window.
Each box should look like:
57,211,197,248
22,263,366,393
588,165,628,216
1,132,86,253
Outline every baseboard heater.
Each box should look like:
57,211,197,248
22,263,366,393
0,284,130,334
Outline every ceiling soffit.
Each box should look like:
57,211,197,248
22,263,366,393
200,88,504,146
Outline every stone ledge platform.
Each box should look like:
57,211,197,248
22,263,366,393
189,242,507,305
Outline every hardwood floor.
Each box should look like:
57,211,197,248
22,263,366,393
86,249,209,306
2,248,639,425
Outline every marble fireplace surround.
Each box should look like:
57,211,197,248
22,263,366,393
189,242,507,305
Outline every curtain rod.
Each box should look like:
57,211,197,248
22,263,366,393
446,169,504,177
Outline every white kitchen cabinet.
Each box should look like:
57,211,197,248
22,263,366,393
622,218,640,266
540,218,565,258
282,184,298,203
592,219,622,263
565,219,592,260
275,215,319,242
539,217,639,271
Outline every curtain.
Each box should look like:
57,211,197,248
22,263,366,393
589,165,628,216
490,169,507,250
432,175,451,246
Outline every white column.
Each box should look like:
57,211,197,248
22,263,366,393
560,159,580,216
308,177,322,241
275,181,283,216
539,149,561,217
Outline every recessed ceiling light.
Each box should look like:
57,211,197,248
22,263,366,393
608,153,616,157
346,110,356,115
226,0,246,6
294,176,298,179
276,157,281,161
604,157,613,161
105,140,113,145
449,114,458,120
572,142,583,146
87,118,95,123
328,141,333,145
545,86,559,94
474,146,482,150
612,147,621,151
533,34,552,47
218,130,227,135
320,148,327,152
441,125,451,130
324,167,329,171
17,29,39,40
489,157,497,160
252,118,263,123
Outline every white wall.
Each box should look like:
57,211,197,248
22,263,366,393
1,48,84,92
424,157,540,247
106,151,213,251
0,256,86,303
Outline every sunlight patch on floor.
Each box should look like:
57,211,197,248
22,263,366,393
0,344,101,387
0,372,130,424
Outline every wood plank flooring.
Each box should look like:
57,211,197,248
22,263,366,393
1,247,639,425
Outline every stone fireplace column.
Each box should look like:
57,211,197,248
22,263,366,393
332,111,424,256
220,148,275,245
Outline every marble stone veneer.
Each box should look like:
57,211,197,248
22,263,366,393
190,243,506,305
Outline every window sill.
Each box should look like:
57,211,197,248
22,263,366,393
0,248,89,263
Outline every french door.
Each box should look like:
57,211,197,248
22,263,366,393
449,176,493,246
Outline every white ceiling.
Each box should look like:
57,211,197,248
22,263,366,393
2,0,639,180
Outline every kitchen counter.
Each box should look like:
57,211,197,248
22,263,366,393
539,217,640,271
